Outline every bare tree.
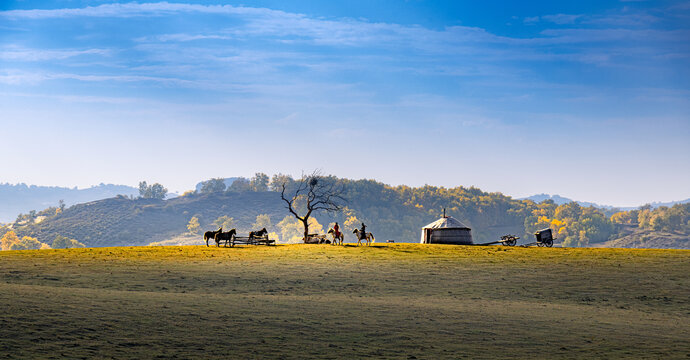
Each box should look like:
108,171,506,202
280,171,346,242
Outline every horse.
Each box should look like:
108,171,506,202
204,227,222,247
327,228,344,245
214,228,236,247
248,228,268,241
352,229,374,246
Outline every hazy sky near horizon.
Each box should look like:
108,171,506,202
1,0,688,207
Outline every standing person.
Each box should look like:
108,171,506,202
360,222,367,239
333,222,340,238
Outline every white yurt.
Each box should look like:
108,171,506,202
420,214,473,245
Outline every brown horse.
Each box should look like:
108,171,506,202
327,228,344,245
248,228,268,241
204,227,222,247
214,228,236,247
352,229,374,246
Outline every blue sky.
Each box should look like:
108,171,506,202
0,1,688,207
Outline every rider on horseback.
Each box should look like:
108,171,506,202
333,222,340,238
360,222,367,240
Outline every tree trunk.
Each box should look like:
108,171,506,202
302,217,310,242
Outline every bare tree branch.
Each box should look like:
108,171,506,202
279,170,347,242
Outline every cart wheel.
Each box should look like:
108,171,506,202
544,239,553,247
507,239,517,246
537,242,544,247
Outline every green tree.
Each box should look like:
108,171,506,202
52,235,86,249
187,216,201,234
199,178,227,193
276,215,304,244
213,215,235,230
138,181,149,198
611,211,636,225
9,236,47,250
554,202,582,222
138,181,168,199
250,173,270,192
150,183,168,199
270,173,294,192
253,214,272,231
227,178,251,192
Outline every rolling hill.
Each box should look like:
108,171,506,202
596,229,690,250
18,192,287,247
3,177,688,249
0,183,139,223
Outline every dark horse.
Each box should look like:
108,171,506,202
248,228,268,241
204,227,222,247
214,228,237,247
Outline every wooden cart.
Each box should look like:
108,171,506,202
476,234,519,246
521,228,555,247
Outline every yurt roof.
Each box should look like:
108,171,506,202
422,216,470,230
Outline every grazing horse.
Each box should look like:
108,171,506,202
248,228,268,241
214,228,236,247
352,229,374,246
327,228,344,245
204,227,222,247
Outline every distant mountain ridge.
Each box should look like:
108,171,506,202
0,183,139,222
519,194,602,208
520,193,690,210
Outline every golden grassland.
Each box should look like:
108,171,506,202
0,244,688,359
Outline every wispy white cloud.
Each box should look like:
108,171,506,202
1,1,688,102
524,10,661,27
538,28,690,44
0,48,111,61
582,13,659,26
0,2,499,50
136,33,233,42
0,2,278,19
523,16,540,24
0,91,148,105
0,70,194,86
541,14,583,24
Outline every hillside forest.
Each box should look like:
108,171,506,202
1,174,688,249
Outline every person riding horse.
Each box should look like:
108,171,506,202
359,223,367,240
333,222,340,239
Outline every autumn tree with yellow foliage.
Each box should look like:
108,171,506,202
1,231,19,251
522,201,615,247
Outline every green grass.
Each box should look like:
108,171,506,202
0,244,688,359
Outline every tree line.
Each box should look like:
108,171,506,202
610,203,689,233
184,173,663,246
1,231,85,250
2,173,687,249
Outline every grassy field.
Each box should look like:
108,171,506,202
0,244,688,359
